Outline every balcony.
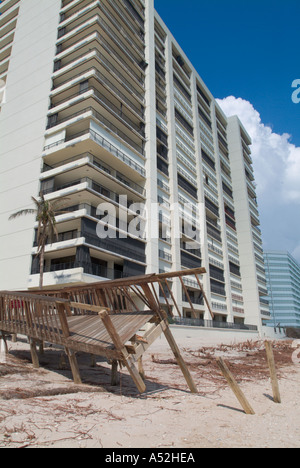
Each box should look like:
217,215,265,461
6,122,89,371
42,152,146,197
31,260,124,280
41,176,140,213
181,251,201,269
57,10,145,77
180,242,201,259
84,232,146,264
48,87,145,142
182,294,204,306
61,0,145,40
59,0,144,53
51,68,145,120
44,114,145,164
53,45,145,105
205,197,219,217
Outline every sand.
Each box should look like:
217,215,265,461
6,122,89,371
0,330,299,449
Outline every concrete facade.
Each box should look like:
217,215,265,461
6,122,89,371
0,0,270,332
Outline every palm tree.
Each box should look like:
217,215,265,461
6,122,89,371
9,193,68,290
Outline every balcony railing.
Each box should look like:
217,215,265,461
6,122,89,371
84,232,146,263
171,317,258,332
49,88,145,138
54,46,144,102
33,230,82,247
51,67,144,118
42,177,138,212
31,261,124,280
182,294,204,305
57,15,145,78
42,152,146,196
43,128,145,176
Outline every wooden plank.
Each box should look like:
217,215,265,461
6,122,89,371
111,360,119,386
0,332,8,363
194,274,214,319
157,267,206,280
180,277,197,319
99,311,146,393
216,357,255,415
138,356,145,381
69,302,110,314
126,321,167,358
265,341,281,404
162,280,181,317
29,339,39,369
65,347,82,385
57,303,70,338
163,323,198,394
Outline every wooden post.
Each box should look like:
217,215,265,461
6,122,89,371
155,306,198,394
90,354,96,368
65,347,82,385
111,360,119,386
138,356,145,381
140,283,198,394
163,324,198,394
29,338,40,369
0,332,8,363
216,357,255,415
265,341,281,404
57,302,70,338
99,310,146,393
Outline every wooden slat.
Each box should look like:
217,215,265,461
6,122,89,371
0,267,209,394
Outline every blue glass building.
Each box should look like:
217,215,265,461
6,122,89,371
264,251,300,328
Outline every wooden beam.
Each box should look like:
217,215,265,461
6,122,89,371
265,341,281,404
157,267,206,280
126,321,167,359
29,338,39,369
111,360,119,386
0,332,8,363
69,302,111,314
163,324,198,394
162,280,181,318
65,347,82,385
138,357,145,381
216,357,255,415
194,274,214,319
99,311,146,393
57,303,70,338
156,309,198,394
179,277,197,319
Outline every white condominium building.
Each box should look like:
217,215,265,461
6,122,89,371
0,0,269,333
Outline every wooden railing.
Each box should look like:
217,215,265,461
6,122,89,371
34,267,212,320
0,292,71,345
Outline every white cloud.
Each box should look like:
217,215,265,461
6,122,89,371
216,96,300,262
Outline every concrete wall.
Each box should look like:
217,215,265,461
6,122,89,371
0,0,61,290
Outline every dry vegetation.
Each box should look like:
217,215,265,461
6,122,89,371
0,337,298,448
150,340,295,396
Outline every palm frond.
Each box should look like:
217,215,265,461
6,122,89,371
9,209,36,220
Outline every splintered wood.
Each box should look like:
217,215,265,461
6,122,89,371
0,267,208,394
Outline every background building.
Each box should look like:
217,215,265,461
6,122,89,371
264,251,300,329
0,0,269,332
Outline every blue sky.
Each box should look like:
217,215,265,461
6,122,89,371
155,0,300,147
155,0,300,261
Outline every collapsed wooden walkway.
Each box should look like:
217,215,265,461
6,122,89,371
0,267,208,393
